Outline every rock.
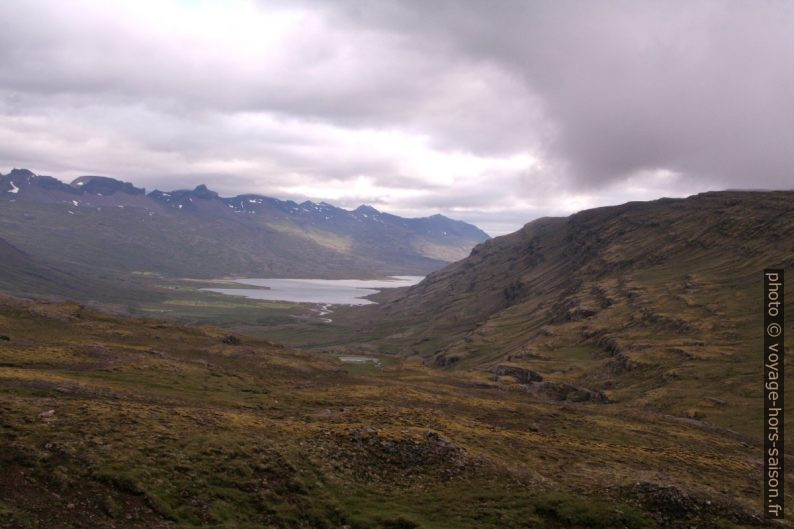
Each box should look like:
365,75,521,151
668,347,696,360
596,335,622,355
625,481,762,527
349,427,378,442
424,431,456,450
433,353,460,367
341,428,465,479
221,335,241,345
491,364,543,384
565,307,597,321
525,381,609,403
607,352,635,374
507,347,550,361
686,408,705,420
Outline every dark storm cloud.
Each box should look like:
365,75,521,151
320,0,794,186
0,0,792,234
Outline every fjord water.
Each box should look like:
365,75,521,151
203,276,423,305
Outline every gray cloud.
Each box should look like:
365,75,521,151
1,0,792,235
322,0,794,184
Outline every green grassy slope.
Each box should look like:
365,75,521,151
0,296,781,528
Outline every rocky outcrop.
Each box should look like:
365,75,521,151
491,364,543,383
524,381,609,403
606,352,636,374
624,482,764,528
595,335,636,374
432,353,460,367
324,428,469,483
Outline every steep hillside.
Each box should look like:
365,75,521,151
348,191,794,436
0,237,90,300
0,295,778,527
0,236,188,310
0,168,489,282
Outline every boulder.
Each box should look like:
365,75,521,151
491,364,543,383
222,335,241,345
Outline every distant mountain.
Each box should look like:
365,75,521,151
0,168,489,284
350,191,794,433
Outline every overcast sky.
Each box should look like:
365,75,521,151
1,1,792,235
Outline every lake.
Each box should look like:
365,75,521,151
202,276,423,305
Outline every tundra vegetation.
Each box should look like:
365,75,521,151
1,191,793,527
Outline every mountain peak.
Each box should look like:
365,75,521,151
192,184,219,199
355,204,380,214
8,168,36,178
71,176,145,196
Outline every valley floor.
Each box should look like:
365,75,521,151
0,295,785,528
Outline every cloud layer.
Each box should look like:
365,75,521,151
1,0,791,234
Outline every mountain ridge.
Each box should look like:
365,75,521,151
0,168,489,241
0,168,490,292
335,190,794,437
359,190,794,356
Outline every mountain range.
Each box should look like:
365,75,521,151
0,168,488,299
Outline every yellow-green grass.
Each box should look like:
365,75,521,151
0,296,785,528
